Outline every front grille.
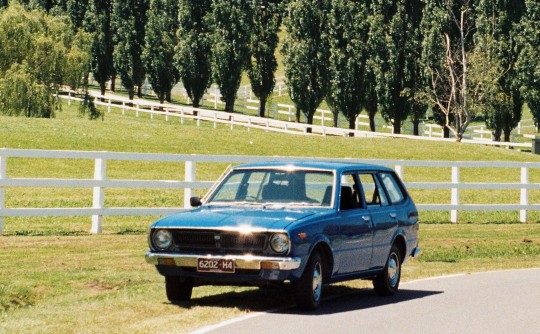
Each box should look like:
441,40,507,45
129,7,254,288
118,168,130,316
172,230,268,255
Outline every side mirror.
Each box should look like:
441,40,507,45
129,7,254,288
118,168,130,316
190,196,202,207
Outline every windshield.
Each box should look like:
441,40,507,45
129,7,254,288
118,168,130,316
207,169,335,207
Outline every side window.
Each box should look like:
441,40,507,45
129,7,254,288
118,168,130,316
340,173,361,210
359,173,388,207
380,173,405,204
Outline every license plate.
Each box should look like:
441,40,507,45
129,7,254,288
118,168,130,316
197,258,235,273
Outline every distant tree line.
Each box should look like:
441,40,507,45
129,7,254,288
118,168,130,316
1,0,540,142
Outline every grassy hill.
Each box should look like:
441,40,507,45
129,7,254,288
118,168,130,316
1,100,540,333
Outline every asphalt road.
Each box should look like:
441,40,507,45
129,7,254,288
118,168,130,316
194,268,540,334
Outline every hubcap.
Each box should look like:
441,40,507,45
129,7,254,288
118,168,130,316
388,253,400,287
312,262,322,301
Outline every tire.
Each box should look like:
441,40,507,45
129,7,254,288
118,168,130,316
373,244,401,296
165,276,193,302
294,251,324,310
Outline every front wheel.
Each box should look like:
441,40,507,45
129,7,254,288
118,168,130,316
165,276,193,302
294,251,324,310
373,244,401,296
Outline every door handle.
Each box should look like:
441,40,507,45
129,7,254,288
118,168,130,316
389,213,397,219
361,216,370,222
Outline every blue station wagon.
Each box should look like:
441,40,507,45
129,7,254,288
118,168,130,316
145,161,420,310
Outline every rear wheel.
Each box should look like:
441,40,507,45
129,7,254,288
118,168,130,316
165,276,193,302
373,244,401,296
294,251,324,310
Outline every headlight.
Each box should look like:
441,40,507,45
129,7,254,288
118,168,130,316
152,229,173,250
270,233,290,254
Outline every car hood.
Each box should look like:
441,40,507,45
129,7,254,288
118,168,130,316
152,206,325,231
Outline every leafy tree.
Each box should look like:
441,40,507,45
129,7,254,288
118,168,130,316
282,0,330,128
0,1,7,9
210,0,252,112
0,3,91,118
84,0,114,95
175,0,213,108
475,0,526,142
112,0,149,100
518,1,540,131
327,0,369,132
247,0,281,117
143,0,179,103
373,0,425,135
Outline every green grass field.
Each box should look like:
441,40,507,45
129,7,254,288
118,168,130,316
1,100,540,333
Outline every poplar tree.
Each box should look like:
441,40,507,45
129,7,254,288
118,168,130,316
518,0,540,130
282,0,330,128
327,0,369,132
247,0,281,117
175,0,213,108
65,0,89,29
84,0,114,95
210,0,251,112
143,0,179,103
112,0,149,99
373,0,425,134
476,0,526,142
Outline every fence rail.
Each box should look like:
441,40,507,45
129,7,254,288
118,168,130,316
1,148,540,235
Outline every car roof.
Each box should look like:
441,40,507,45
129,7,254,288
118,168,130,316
232,160,394,173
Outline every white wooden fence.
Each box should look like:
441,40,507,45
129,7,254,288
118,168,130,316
60,91,533,150
1,148,540,235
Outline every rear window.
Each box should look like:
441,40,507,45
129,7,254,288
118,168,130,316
380,173,405,204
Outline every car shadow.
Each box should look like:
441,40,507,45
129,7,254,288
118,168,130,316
281,288,443,315
169,285,443,315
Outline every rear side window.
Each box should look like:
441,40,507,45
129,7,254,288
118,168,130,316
358,173,388,207
380,173,405,204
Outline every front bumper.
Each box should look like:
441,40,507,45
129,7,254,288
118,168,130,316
145,252,302,271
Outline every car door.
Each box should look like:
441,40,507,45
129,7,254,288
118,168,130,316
358,172,398,270
335,173,373,274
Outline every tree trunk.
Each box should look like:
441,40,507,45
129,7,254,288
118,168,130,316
503,130,511,142
392,118,401,134
259,96,267,117
166,90,172,103
137,85,142,98
100,82,106,96
413,119,420,136
369,113,376,132
225,99,234,112
296,108,301,123
348,117,356,137
159,92,165,105
332,111,338,127
110,73,116,92
443,126,450,138
306,112,314,133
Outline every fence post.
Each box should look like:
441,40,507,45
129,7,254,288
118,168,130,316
0,155,5,235
91,158,106,234
521,167,529,223
451,166,459,223
184,161,196,208
395,165,403,180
